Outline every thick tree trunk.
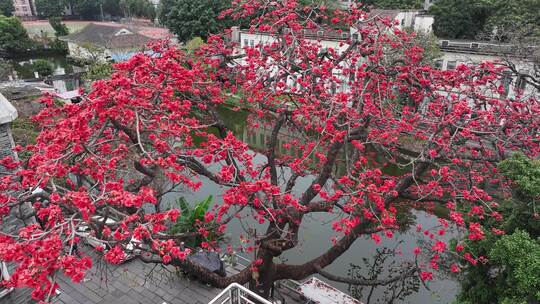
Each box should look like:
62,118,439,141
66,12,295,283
249,252,276,298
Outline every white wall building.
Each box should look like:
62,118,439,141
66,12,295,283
436,39,538,98
232,26,355,94
230,8,538,101
12,0,34,18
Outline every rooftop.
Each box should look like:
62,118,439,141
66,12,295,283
439,39,538,57
0,93,18,125
367,9,401,21
59,23,161,50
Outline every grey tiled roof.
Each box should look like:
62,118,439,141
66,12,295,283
368,9,401,20
60,23,158,50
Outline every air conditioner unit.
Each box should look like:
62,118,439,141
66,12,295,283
317,31,324,37
341,32,349,39
471,42,479,48
283,28,291,34
441,40,449,47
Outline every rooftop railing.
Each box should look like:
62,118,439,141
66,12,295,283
208,283,274,304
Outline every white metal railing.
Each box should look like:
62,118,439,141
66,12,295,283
208,283,274,304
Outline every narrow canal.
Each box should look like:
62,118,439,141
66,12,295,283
3,55,84,93
162,107,460,303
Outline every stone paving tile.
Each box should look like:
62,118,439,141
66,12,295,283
1,243,226,304
0,268,223,304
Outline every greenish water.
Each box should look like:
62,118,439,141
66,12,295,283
4,56,83,93
164,107,459,303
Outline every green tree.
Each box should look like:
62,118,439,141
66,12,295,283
498,153,540,199
120,0,156,20
0,0,15,16
35,0,64,17
363,0,423,9
73,0,102,19
0,15,33,55
159,0,235,42
489,231,540,303
185,36,204,53
83,62,113,83
429,0,493,39
49,17,69,36
484,0,540,37
430,0,540,40
454,153,540,304
102,0,123,17
33,59,54,77
0,59,11,80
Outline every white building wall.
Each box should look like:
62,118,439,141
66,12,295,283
437,50,538,99
234,29,537,100
413,15,434,33
13,0,33,17
237,31,352,93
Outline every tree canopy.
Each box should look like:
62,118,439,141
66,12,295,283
49,17,69,36
35,0,65,18
429,0,493,39
159,0,236,42
454,153,540,303
0,1,539,302
362,0,423,9
65,0,156,20
0,15,33,54
71,0,101,19
0,0,14,16
430,0,540,40
120,0,156,20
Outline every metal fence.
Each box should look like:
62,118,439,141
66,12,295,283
208,283,274,304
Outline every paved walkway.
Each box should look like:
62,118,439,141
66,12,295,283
0,245,220,304
55,258,220,304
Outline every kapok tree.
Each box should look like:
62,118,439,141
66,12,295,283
0,0,539,302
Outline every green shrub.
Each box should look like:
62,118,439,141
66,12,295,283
48,17,69,36
33,59,54,77
169,195,221,248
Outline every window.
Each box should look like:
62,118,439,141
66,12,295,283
243,39,248,47
259,133,265,146
516,72,528,91
446,61,457,70
250,40,255,47
501,71,513,97
434,59,443,69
